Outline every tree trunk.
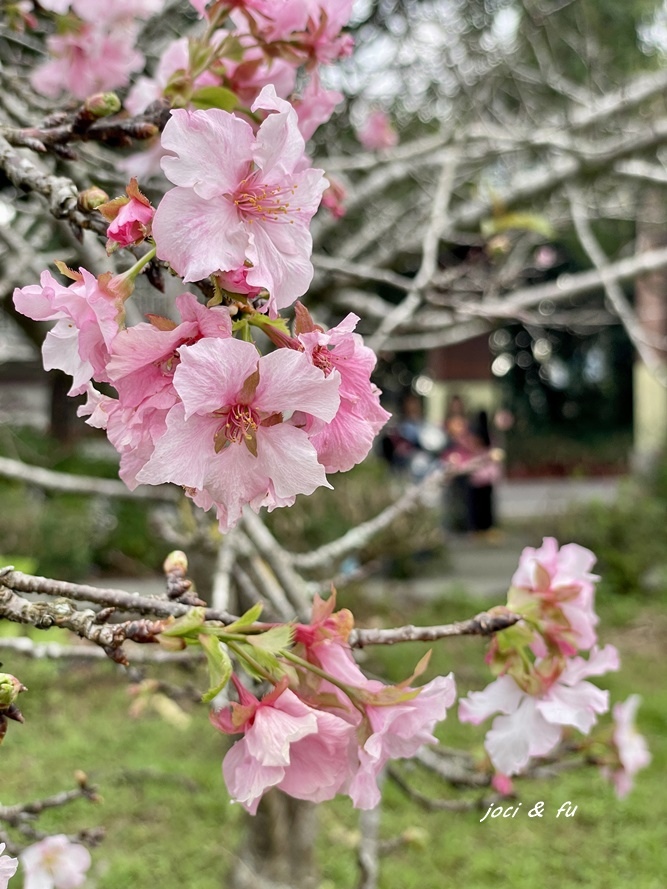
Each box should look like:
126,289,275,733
634,185,667,469
230,793,319,889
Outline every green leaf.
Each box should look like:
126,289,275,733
198,634,233,703
233,642,282,680
191,86,239,112
246,624,294,655
481,212,554,239
224,602,264,633
160,607,207,638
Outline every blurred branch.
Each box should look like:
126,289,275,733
368,147,460,353
0,134,105,234
0,635,201,663
0,455,178,502
567,184,667,384
288,466,445,571
0,100,169,154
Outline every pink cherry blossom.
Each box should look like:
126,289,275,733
321,177,347,219
510,537,600,653
234,0,355,63
31,23,144,100
356,110,399,151
295,308,391,473
211,679,355,814
293,73,343,141
603,695,651,798
348,673,457,809
13,268,125,395
107,196,153,247
294,593,368,718
220,37,297,106
99,179,155,250
152,85,326,312
459,645,620,775
491,773,514,795
0,843,18,889
107,292,231,408
21,835,91,889
100,294,232,488
135,336,340,531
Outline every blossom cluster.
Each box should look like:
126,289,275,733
14,0,378,532
0,835,90,889
209,594,457,812
30,0,162,100
458,538,650,795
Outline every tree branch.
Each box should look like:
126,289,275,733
349,610,520,648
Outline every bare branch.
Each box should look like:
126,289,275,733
0,455,178,502
567,184,667,383
288,467,445,572
0,635,201,663
349,610,520,648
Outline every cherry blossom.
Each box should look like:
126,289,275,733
13,267,126,395
99,179,154,250
293,73,343,141
356,110,399,151
321,177,347,219
510,537,600,654
294,306,391,473
0,843,18,889
211,678,355,814
459,645,620,775
153,86,326,312
135,337,340,531
234,0,355,63
31,23,144,100
21,835,91,889
348,674,457,809
602,695,651,798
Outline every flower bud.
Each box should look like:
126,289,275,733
0,673,25,708
78,186,110,212
84,92,122,118
164,550,188,575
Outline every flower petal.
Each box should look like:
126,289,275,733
153,188,247,282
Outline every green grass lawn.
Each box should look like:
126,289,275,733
1,591,666,889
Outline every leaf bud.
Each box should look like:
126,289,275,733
0,673,26,708
84,92,122,118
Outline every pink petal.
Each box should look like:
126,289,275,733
246,218,314,310
153,188,247,282
252,86,307,175
255,348,340,421
246,703,318,767
135,404,219,490
485,697,561,774
537,681,609,734
174,338,260,418
161,108,254,198
222,741,284,813
458,675,524,725
256,424,331,501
